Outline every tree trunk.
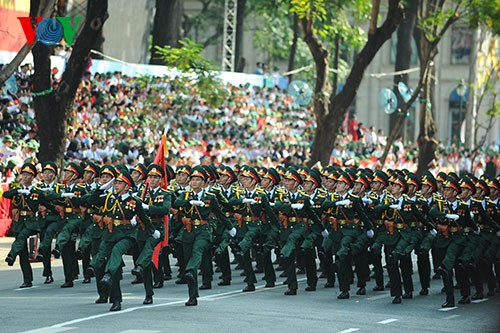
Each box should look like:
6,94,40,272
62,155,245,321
308,0,404,166
389,0,417,135
33,0,108,165
150,0,184,65
234,0,246,72
286,14,299,82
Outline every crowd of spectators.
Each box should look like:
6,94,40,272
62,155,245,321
1,63,499,183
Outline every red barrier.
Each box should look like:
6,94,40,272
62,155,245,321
0,183,12,237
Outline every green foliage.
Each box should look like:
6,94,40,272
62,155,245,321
154,39,216,72
468,0,500,35
154,38,228,107
486,100,500,118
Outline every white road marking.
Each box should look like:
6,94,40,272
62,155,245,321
14,285,39,291
22,327,77,333
377,318,398,324
366,293,390,300
118,331,161,333
19,280,307,333
471,299,488,304
443,314,460,320
337,329,360,333
438,306,458,311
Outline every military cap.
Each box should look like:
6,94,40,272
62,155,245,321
421,171,437,191
487,178,500,192
275,166,286,177
218,166,237,183
83,161,99,177
373,170,389,186
263,168,280,185
284,167,302,185
207,165,219,180
191,166,208,181
459,177,476,194
337,171,353,188
390,175,408,193
165,165,175,181
132,163,147,180
448,172,459,182
304,169,321,187
255,166,268,177
116,170,134,187
100,165,117,178
442,176,461,194
406,173,421,190
176,165,192,175
355,174,370,189
147,163,165,178
241,166,261,183
42,161,58,175
20,163,37,176
64,162,83,178
475,179,489,196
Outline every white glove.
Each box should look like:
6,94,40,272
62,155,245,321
242,198,257,204
389,204,401,210
61,192,75,198
142,203,149,210
152,230,161,239
228,227,237,237
41,187,52,192
189,200,205,207
430,229,438,236
474,228,480,235
17,189,30,195
335,199,351,206
445,213,459,220
99,178,115,190
269,202,275,207
366,229,374,238
291,203,304,210
497,231,500,237
362,198,373,204
131,216,137,226
321,229,329,238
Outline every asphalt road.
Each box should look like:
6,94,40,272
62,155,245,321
1,239,499,333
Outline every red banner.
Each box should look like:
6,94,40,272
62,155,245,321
0,183,12,236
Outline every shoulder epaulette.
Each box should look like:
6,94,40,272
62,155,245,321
471,198,482,203
349,193,359,198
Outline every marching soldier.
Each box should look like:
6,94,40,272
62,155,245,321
367,170,391,291
89,170,159,311
172,166,236,306
300,169,328,291
51,163,87,288
322,171,374,299
35,161,63,284
274,168,324,295
4,163,39,287
230,166,276,292
431,176,475,308
131,164,172,305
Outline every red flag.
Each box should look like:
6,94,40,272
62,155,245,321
151,134,169,269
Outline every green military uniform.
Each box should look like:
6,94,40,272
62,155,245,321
322,172,373,299
133,164,172,303
429,177,475,308
90,171,155,311
173,166,234,305
3,163,40,287
274,168,322,295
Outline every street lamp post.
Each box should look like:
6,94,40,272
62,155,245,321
456,79,466,150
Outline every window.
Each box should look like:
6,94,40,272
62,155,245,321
451,26,472,65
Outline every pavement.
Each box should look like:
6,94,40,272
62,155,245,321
1,236,499,333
